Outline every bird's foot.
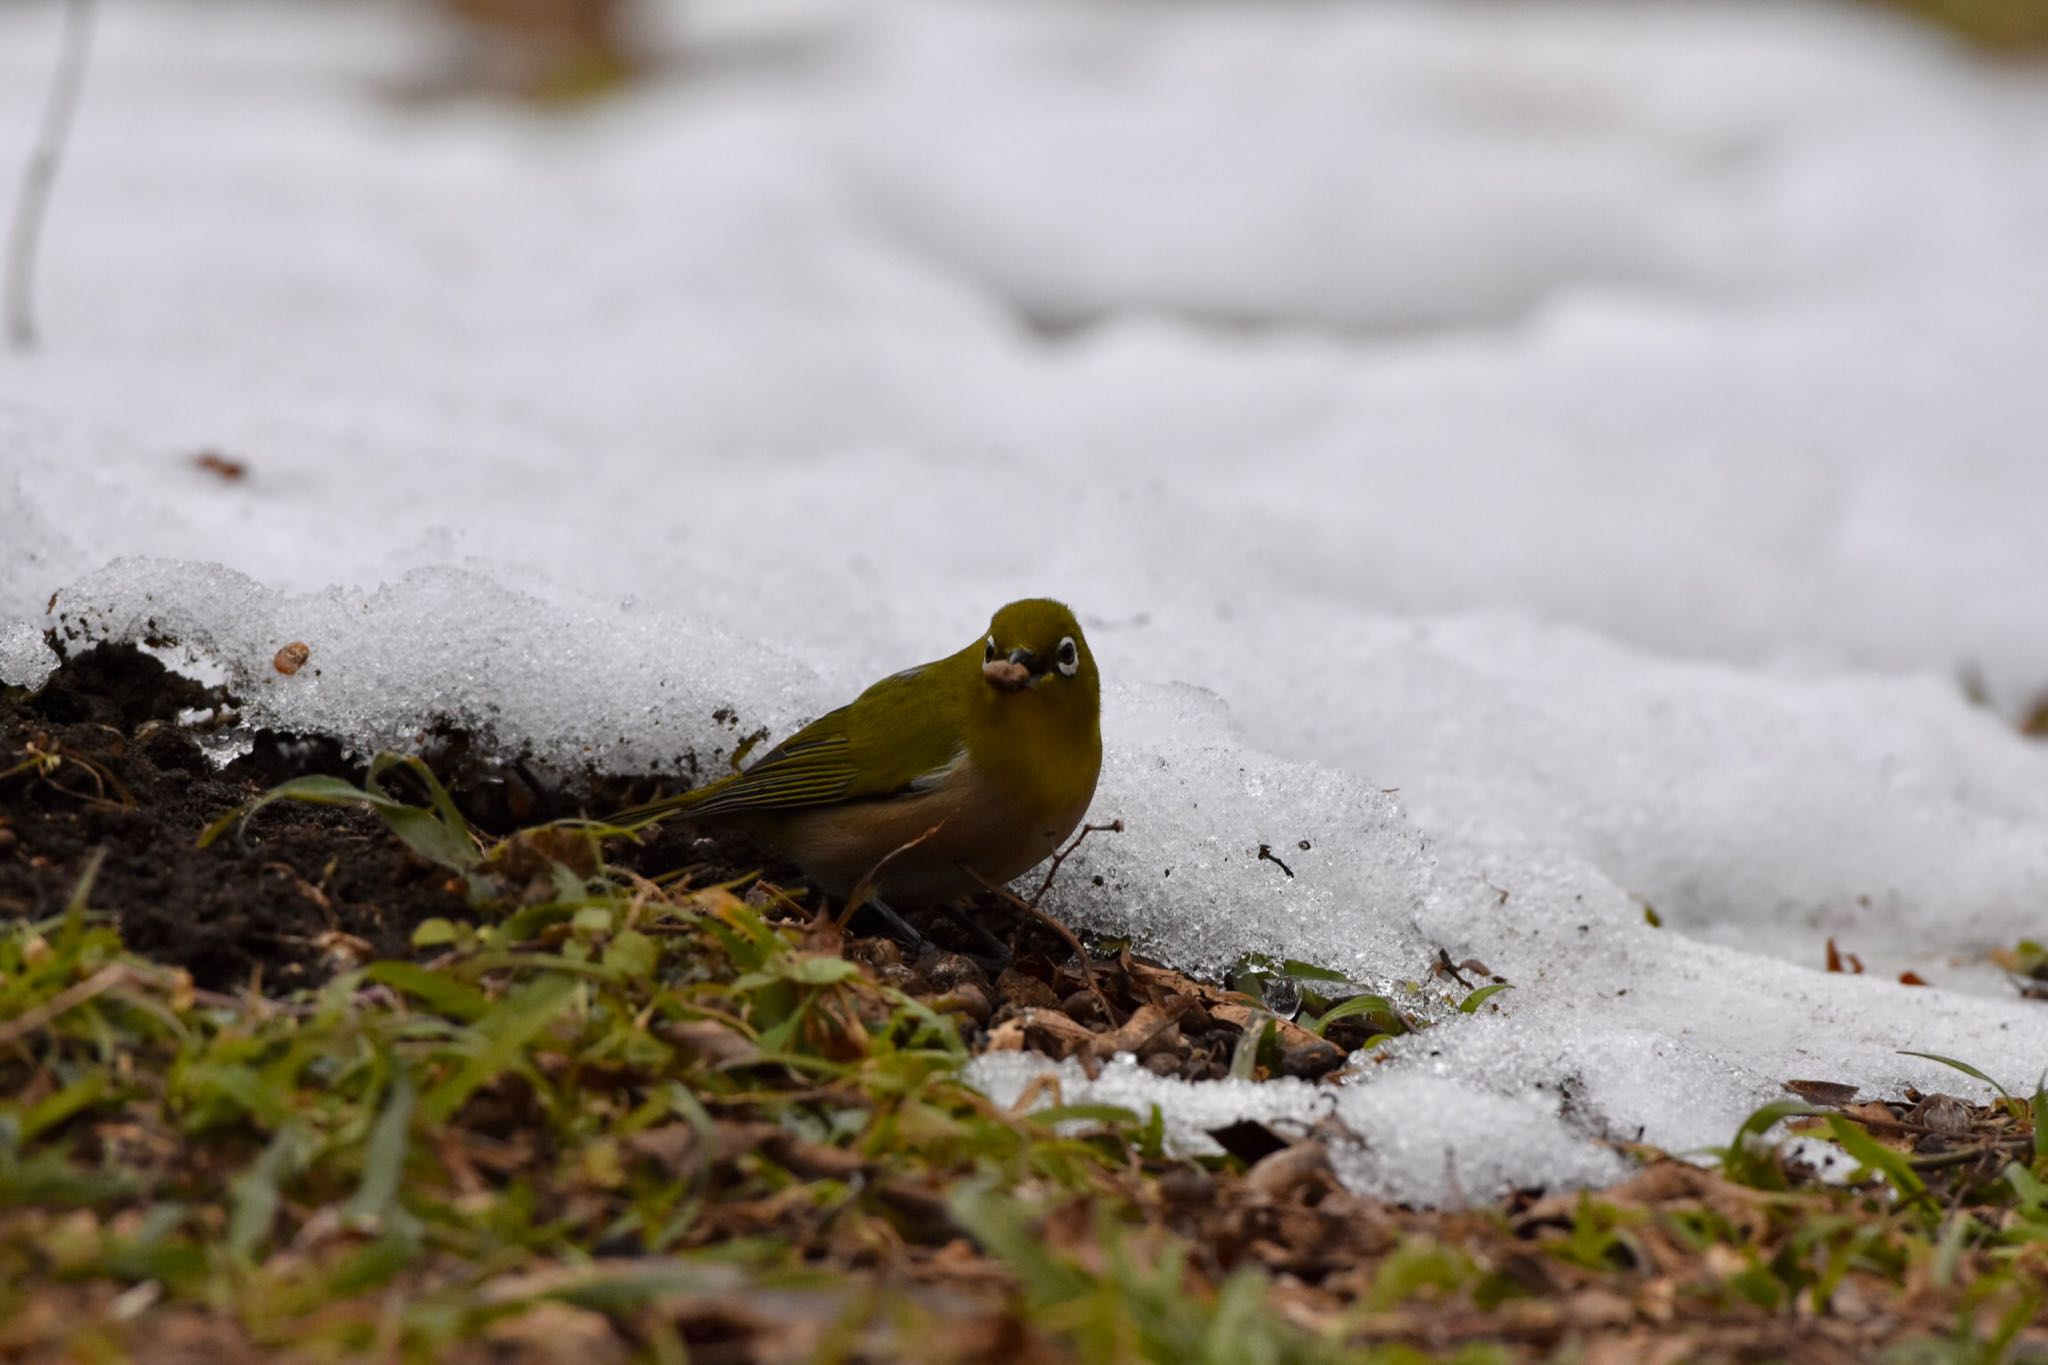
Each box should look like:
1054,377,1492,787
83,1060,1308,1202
939,902,1014,971
850,894,926,954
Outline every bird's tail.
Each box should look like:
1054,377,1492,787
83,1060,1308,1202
604,774,731,830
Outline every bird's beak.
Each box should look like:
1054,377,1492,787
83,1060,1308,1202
983,658,1030,692
984,647,1040,693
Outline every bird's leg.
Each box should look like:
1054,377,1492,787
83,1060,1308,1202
851,894,925,953
837,819,947,951
939,902,1014,970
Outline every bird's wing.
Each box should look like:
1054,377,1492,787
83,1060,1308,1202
658,662,964,819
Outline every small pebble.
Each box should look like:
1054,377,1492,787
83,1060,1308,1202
848,937,904,970
917,950,990,995
1159,1166,1214,1205
1061,989,1110,1026
927,983,992,1024
996,968,1060,1010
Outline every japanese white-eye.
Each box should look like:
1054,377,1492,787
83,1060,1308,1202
621,599,1102,904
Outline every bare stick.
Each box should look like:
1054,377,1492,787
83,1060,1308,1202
1907,1142,2026,1172
1026,819,1124,908
5,0,96,350
962,865,1116,1026
0,962,130,1047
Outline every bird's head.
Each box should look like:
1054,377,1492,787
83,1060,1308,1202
977,598,1098,711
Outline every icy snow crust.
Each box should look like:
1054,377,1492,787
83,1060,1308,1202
6,0,2048,1204
969,1054,1631,1208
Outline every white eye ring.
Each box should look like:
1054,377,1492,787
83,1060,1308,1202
1055,635,1079,676
983,635,997,662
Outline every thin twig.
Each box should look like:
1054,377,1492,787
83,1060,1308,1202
6,0,96,349
962,865,1116,1025
1907,1140,2029,1172
837,820,946,932
0,962,130,1047
188,984,313,1018
1025,818,1124,908
1006,1071,1065,1117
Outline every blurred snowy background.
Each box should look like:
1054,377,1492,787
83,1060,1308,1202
4,0,2048,1202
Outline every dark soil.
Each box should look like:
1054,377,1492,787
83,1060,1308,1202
0,644,473,991
0,643,950,996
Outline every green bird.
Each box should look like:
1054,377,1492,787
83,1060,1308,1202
621,599,1102,910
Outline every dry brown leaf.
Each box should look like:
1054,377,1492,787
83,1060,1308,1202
1785,1079,1860,1107
661,1019,760,1068
1242,1139,1331,1200
1907,1092,1974,1136
193,450,248,481
1095,998,1192,1057
480,1301,629,1364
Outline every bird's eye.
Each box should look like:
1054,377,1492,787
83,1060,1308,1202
983,635,997,663
1056,636,1079,676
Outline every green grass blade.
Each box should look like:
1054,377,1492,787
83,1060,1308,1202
227,1127,301,1264
18,1073,109,1143
344,1066,416,1226
198,768,478,870
1710,1099,1823,1188
2031,1078,2047,1171
1898,1050,2012,1100
1028,1104,1143,1130
367,753,479,869
1304,992,1395,1037
421,974,580,1124
1824,1114,1930,1208
1458,983,1512,1014
1228,1013,1276,1081
365,962,493,1022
